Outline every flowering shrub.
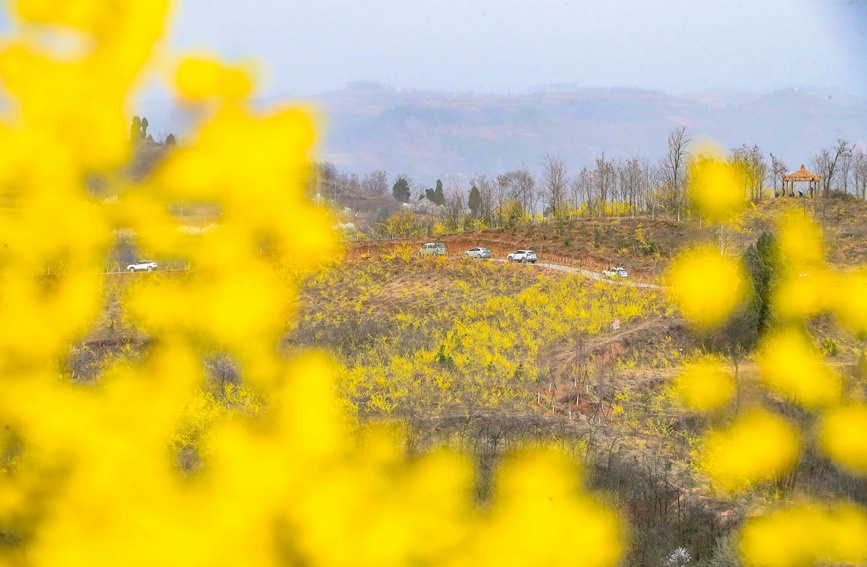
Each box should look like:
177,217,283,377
670,155,867,566
0,1,625,565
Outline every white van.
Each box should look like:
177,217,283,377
419,242,446,257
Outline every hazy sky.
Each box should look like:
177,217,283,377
165,0,867,97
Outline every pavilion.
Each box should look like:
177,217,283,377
781,164,821,197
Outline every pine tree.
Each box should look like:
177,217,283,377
130,116,142,142
392,176,411,203
468,185,481,217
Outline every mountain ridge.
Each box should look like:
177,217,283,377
310,85,867,182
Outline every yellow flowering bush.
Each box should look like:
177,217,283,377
672,158,867,565
0,1,626,565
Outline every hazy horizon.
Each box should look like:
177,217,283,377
1,2,865,100
167,0,867,99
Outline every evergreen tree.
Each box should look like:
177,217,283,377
392,176,411,203
743,231,780,334
468,185,481,217
425,179,445,205
130,116,142,142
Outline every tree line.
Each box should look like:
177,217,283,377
312,130,867,234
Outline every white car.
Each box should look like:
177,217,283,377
602,267,628,279
507,250,537,263
464,247,492,259
127,260,158,272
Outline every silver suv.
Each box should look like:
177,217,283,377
419,242,446,257
507,250,537,263
465,247,492,259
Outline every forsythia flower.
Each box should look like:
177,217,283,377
701,409,800,491
668,246,746,328
757,328,842,409
688,150,745,222
739,502,867,567
817,404,867,475
0,1,625,566
673,360,736,412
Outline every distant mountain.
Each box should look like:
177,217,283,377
308,85,867,183
134,85,867,184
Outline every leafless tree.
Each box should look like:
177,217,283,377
569,167,594,216
659,126,690,221
730,144,767,200
314,162,344,203
853,149,867,200
839,149,853,195
541,154,568,219
620,157,643,217
593,153,615,216
361,170,389,195
444,185,466,226
812,139,853,197
770,153,787,197
497,167,536,215
471,174,497,222
640,158,657,219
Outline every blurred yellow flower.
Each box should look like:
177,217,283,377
701,409,800,491
668,247,746,328
673,360,736,412
818,404,867,474
830,269,867,336
175,56,255,101
758,328,842,409
0,2,627,565
776,209,825,276
688,153,744,223
739,502,867,567
772,269,835,322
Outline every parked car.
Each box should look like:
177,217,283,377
127,260,158,272
602,266,628,279
507,250,537,263
419,242,446,257
464,247,492,259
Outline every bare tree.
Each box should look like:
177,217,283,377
839,149,853,195
497,167,536,216
315,162,348,203
853,148,867,200
471,174,497,223
569,167,593,216
593,153,615,216
730,144,767,201
620,157,643,217
770,153,787,197
659,126,690,221
541,154,568,219
812,139,853,198
641,158,657,219
444,185,466,227
361,170,389,195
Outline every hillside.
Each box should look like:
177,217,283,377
71,197,867,565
